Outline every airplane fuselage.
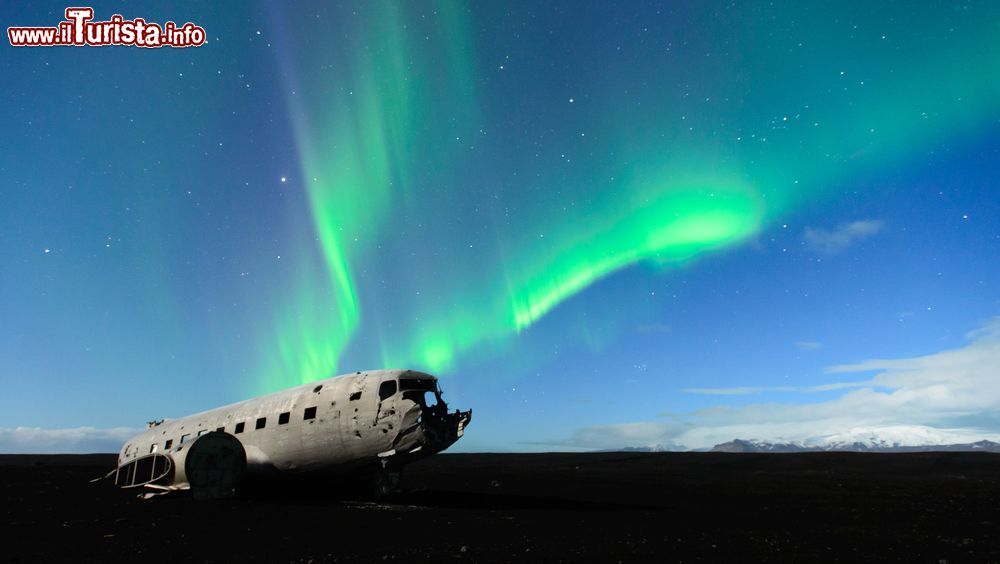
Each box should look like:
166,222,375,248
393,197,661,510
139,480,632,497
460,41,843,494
115,369,470,496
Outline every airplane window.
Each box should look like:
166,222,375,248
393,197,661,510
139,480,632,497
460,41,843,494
304,406,317,420
379,380,397,401
424,391,439,409
197,429,208,436
165,439,173,449
216,426,224,432
313,385,323,393
349,391,362,401
255,417,266,430
400,379,435,391
180,434,191,444
234,422,245,434
279,412,290,425
149,444,157,453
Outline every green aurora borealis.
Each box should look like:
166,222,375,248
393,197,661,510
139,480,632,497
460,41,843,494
252,2,1000,392
4,1,1000,451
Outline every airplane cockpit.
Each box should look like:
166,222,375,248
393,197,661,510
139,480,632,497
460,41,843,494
399,377,445,415
385,373,469,461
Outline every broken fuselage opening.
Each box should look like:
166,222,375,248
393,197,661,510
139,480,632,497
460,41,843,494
375,374,469,464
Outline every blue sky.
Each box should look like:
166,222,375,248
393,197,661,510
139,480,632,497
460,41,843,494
1,1,999,452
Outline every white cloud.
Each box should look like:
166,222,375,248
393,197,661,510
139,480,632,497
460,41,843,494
0,426,138,454
804,219,884,254
795,341,822,351
557,317,1000,450
556,421,689,451
682,381,869,395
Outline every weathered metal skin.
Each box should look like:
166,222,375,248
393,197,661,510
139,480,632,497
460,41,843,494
115,369,471,497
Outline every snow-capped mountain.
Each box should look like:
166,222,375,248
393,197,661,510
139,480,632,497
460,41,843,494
711,438,1000,453
806,425,1000,450
710,426,1000,453
604,426,1000,453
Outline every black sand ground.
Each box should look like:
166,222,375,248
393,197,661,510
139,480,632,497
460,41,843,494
2,452,999,562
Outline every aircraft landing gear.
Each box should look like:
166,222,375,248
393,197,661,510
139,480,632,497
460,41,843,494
372,470,401,498
372,460,402,499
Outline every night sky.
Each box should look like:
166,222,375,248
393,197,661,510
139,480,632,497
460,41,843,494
2,2,999,452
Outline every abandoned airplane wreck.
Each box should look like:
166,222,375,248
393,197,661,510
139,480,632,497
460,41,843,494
113,369,472,499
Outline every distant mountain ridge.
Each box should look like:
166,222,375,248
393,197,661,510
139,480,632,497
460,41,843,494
604,426,1000,453
710,438,1000,453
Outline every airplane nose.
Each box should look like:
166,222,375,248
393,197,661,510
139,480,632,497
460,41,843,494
431,408,471,444
392,406,471,456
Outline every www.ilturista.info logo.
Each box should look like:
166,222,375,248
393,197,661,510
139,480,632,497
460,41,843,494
8,7,206,48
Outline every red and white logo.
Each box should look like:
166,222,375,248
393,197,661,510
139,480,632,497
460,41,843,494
8,7,206,48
